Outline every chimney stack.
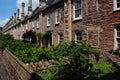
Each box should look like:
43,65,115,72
14,13,17,23
21,2,25,19
28,0,32,16
17,8,20,20
12,16,14,24
39,0,46,8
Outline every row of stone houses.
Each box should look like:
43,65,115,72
2,0,120,55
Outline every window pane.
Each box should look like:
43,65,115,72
75,0,81,9
117,38,120,42
116,27,120,31
47,13,50,25
59,33,63,42
74,0,81,18
117,0,120,8
76,32,82,44
117,32,120,37
117,44,120,49
56,9,60,23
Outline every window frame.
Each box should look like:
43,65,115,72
32,20,35,28
25,23,28,30
37,18,39,29
73,0,82,21
55,8,60,24
114,25,120,49
75,31,82,44
47,13,51,26
58,33,63,43
114,0,120,11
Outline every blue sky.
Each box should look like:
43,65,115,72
0,0,39,27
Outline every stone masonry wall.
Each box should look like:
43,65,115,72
26,57,70,73
3,49,36,80
70,0,120,55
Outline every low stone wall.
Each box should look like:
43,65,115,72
26,60,55,72
4,49,42,80
26,58,70,73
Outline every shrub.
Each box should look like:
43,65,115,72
46,42,101,80
93,61,117,80
0,34,13,50
22,30,36,43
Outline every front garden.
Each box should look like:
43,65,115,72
0,34,120,80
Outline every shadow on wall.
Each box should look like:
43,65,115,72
29,72,43,80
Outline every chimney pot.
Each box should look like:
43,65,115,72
14,13,17,23
17,8,20,20
39,0,46,8
21,2,25,19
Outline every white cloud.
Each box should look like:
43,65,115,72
17,0,39,16
0,18,10,27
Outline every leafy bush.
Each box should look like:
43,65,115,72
46,42,101,80
0,34,13,51
94,61,117,80
22,30,36,43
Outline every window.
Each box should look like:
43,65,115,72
55,9,60,24
26,23,28,30
73,0,82,20
115,25,120,49
37,19,39,29
22,28,24,32
32,21,35,28
75,32,82,44
114,0,120,11
58,33,63,43
47,13,51,26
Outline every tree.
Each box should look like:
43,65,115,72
22,30,36,43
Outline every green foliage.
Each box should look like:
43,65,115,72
7,41,50,63
0,34,13,50
94,61,117,79
0,34,14,41
37,32,46,39
37,32,51,39
0,35,117,80
46,42,101,80
47,68,58,80
48,42,69,60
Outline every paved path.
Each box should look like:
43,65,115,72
0,58,10,80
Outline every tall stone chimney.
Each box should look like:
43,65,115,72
14,13,16,23
12,16,14,24
21,2,25,19
17,8,20,20
28,0,32,16
39,0,46,8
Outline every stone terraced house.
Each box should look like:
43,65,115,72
3,0,120,58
